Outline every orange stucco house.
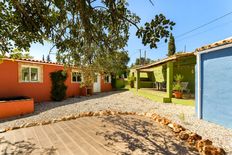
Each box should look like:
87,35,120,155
0,58,112,103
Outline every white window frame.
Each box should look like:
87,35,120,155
71,71,83,83
104,74,111,83
20,65,41,83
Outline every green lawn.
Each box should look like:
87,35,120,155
128,88,195,106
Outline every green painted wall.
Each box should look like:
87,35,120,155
173,56,196,93
140,81,153,88
129,55,196,93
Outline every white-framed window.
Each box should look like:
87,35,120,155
21,65,41,82
104,75,111,83
72,72,82,83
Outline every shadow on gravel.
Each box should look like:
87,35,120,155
0,90,127,124
0,137,57,155
97,115,199,155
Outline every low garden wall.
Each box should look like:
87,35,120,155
140,81,154,88
0,97,34,119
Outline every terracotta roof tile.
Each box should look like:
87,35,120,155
2,57,63,66
196,37,232,52
134,52,194,70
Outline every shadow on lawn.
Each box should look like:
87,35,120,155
0,90,127,124
0,137,57,155
97,115,199,155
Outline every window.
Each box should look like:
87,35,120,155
21,66,40,82
72,72,82,83
104,75,111,83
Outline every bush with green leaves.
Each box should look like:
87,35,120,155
50,70,67,101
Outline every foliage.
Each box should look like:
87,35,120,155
94,50,130,75
136,14,175,49
0,0,175,85
111,76,116,88
111,77,125,89
50,70,67,101
174,74,184,83
42,55,45,61
128,76,136,88
134,57,152,66
168,33,176,56
173,83,182,92
46,54,51,62
178,112,185,122
9,48,33,59
173,74,184,92
116,79,126,89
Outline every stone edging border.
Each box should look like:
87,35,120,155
0,110,226,155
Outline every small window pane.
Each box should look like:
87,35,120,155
105,75,109,83
72,72,82,82
22,67,30,81
76,73,82,82
31,68,38,81
72,72,77,82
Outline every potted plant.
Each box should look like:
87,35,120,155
173,74,184,99
128,76,135,88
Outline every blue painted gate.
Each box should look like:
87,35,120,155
201,47,232,128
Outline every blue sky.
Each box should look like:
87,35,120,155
30,0,232,65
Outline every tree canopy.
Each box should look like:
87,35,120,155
168,33,176,56
134,57,152,66
0,0,175,84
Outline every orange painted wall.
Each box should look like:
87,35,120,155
100,77,112,92
0,59,112,103
0,60,80,102
0,99,34,119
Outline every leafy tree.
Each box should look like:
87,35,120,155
134,57,151,65
136,14,175,49
42,55,45,61
0,0,175,85
168,33,176,56
50,70,67,101
46,54,51,62
9,48,33,59
130,63,134,68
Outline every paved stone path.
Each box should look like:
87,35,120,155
0,115,198,155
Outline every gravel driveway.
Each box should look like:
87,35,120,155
0,90,232,153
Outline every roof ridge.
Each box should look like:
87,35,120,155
196,37,232,52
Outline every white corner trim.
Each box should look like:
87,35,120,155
197,53,202,119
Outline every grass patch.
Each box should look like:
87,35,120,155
128,88,195,106
172,98,195,106
130,88,166,103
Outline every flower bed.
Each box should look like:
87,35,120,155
0,97,34,119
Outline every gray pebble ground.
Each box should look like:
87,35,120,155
0,91,232,154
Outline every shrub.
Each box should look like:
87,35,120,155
111,75,116,88
115,78,125,89
50,70,67,101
